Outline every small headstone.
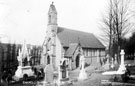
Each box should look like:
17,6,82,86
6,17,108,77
44,64,54,83
103,56,110,70
114,54,118,65
111,58,114,69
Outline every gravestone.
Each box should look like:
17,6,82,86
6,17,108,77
44,64,54,83
78,55,87,80
111,58,114,69
102,50,126,75
103,54,110,70
57,58,69,86
114,54,118,65
117,50,126,73
15,42,34,79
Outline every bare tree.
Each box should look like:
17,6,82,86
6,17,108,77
101,0,133,60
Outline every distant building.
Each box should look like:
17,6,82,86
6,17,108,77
41,3,105,70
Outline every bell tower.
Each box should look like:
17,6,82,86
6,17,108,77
47,2,57,36
48,2,57,25
43,2,57,69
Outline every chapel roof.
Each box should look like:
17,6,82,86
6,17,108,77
65,43,78,57
57,27,105,49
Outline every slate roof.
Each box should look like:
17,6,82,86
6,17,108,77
65,43,78,57
57,27,105,49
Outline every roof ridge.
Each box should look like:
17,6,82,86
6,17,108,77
58,26,93,35
94,35,105,48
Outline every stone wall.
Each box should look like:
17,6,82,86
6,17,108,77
55,36,62,69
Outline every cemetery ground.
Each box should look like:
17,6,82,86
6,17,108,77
9,60,135,86
69,64,135,86
11,65,111,86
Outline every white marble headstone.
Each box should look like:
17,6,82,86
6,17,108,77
111,58,114,68
44,64,54,83
114,54,118,65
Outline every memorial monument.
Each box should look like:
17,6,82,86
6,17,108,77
102,49,126,75
111,58,114,69
117,50,126,73
14,41,34,79
57,58,69,85
44,64,54,84
78,54,88,80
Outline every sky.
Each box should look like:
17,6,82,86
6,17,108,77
0,0,134,46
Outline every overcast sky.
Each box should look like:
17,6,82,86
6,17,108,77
0,0,134,45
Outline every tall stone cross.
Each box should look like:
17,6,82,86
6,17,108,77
117,49,126,73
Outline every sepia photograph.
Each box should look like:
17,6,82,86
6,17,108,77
0,0,135,86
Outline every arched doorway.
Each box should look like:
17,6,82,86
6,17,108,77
62,61,66,78
76,54,80,68
47,56,50,64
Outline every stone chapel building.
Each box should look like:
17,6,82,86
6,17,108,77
41,3,106,70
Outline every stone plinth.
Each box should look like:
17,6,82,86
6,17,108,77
15,66,23,78
15,66,34,79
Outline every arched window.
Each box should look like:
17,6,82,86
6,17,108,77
47,56,50,64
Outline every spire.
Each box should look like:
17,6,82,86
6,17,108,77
48,2,57,15
48,2,57,25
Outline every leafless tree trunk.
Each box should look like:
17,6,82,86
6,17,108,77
101,0,133,61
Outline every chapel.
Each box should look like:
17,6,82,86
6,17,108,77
41,2,105,70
